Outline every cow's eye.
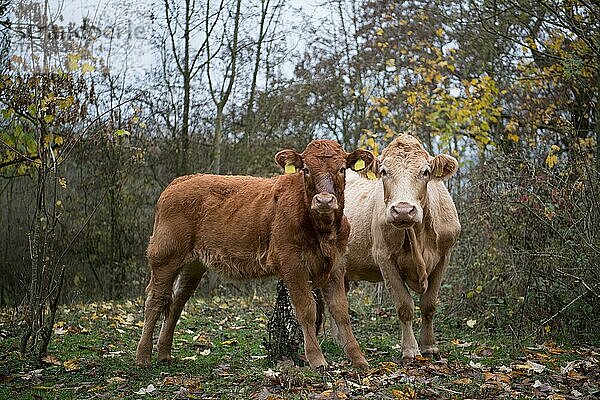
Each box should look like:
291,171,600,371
302,167,310,175
339,167,346,174
380,168,388,177
423,169,431,179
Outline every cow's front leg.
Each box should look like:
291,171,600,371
323,268,368,368
378,259,419,359
157,261,205,363
419,257,448,358
284,276,327,369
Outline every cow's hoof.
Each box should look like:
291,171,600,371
136,357,152,368
421,345,440,359
158,354,173,363
401,347,421,361
352,358,369,370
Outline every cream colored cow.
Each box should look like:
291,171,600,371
340,134,460,359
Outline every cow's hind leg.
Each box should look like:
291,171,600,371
157,261,206,363
323,269,368,368
136,257,182,367
419,258,447,358
284,276,327,369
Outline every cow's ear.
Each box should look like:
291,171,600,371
347,149,378,178
430,154,458,180
275,149,303,173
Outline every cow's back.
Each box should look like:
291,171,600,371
148,174,285,279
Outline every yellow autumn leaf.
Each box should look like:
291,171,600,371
391,387,416,399
63,359,80,371
81,63,95,73
505,118,518,132
545,154,558,168
376,27,384,36
436,27,444,37
544,207,556,219
508,133,519,142
67,53,80,71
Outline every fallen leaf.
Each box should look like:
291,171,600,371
498,365,513,373
63,359,79,372
453,377,472,385
452,339,473,348
54,326,67,335
528,361,546,373
107,376,127,384
42,355,61,365
391,387,416,399
532,379,554,392
469,361,484,369
264,369,280,384
135,384,156,395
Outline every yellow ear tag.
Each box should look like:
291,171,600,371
367,171,377,180
285,164,296,174
354,158,366,171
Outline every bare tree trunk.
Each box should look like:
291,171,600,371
208,0,242,174
164,0,209,175
244,0,274,148
180,0,192,175
213,105,224,174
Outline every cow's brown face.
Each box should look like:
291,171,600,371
379,135,458,229
276,140,375,216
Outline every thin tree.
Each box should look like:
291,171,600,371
206,0,242,174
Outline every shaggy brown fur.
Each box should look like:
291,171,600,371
135,140,375,369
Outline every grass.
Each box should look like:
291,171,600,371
1,283,598,399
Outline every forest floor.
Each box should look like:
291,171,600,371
0,285,598,399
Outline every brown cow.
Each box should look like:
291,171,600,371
333,134,460,359
135,140,375,369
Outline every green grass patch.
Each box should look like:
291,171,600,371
1,287,598,399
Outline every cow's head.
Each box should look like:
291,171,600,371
377,134,458,228
276,140,375,217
